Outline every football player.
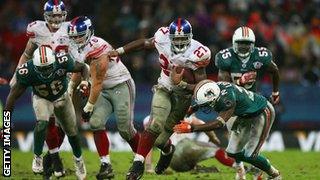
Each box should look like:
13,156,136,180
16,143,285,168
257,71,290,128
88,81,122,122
8,0,70,177
174,80,281,180
67,16,141,180
5,46,88,179
215,26,280,104
215,26,280,179
108,18,211,179
142,115,235,173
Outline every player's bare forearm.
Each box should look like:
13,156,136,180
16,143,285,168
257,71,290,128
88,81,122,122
88,55,108,104
17,40,37,67
218,70,232,82
4,83,27,111
268,61,280,92
123,37,155,53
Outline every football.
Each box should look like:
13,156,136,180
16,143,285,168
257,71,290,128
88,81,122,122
175,67,196,84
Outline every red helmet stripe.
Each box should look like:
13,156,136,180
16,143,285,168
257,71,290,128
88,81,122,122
53,0,59,5
71,16,80,25
177,18,182,32
40,46,48,64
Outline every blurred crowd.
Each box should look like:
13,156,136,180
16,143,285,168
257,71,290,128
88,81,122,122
0,0,319,86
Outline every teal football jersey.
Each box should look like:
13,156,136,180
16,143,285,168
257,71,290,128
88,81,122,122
16,54,75,101
214,82,267,118
215,47,272,91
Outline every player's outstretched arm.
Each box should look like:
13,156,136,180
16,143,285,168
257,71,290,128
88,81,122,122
174,106,235,133
190,117,221,145
108,37,155,57
267,61,280,104
17,40,38,67
4,82,27,111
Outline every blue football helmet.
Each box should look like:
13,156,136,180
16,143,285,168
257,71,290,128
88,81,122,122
43,0,67,29
68,16,94,49
169,18,193,53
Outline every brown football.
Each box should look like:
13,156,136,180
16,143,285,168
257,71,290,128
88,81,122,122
175,67,196,84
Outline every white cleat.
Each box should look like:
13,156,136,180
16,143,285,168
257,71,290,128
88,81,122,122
74,156,87,180
268,166,281,180
234,162,246,180
32,155,43,174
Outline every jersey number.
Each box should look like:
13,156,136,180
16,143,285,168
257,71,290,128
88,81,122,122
258,47,268,57
219,49,231,59
56,52,69,63
34,80,63,97
18,63,28,75
193,46,207,58
159,54,171,76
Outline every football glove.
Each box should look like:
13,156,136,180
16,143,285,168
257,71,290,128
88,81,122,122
82,102,94,122
173,121,193,133
78,81,90,97
237,71,257,86
270,91,280,105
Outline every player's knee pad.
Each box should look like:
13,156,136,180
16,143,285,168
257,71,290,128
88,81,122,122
146,120,163,135
89,118,105,130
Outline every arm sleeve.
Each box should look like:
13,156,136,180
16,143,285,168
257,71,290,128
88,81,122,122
214,52,230,71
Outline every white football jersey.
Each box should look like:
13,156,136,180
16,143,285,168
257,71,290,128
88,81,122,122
69,36,131,89
154,27,211,90
26,20,70,52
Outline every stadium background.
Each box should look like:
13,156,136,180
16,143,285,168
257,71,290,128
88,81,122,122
0,0,319,151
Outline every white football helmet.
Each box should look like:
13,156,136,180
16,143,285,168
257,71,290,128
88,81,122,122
194,80,221,108
33,46,56,79
232,26,255,59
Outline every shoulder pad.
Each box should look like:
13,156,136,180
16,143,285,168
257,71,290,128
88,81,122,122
214,48,233,71
26,21,44,38
85,37,111,59
189,42,211,68
154,27,170,45
254,47,272,65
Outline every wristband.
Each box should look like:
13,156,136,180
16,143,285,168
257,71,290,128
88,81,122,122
84,102,94,112
272,91,279,96
177,80,188,89
116,47,125,55
216,116,226,127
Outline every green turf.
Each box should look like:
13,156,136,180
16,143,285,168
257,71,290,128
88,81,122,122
1,149,319,179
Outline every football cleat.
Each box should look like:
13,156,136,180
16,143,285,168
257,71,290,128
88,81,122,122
50,152,65,177
42,152,53,179
267,166,281,180
246,165,263,180
96,163,115,179
74,156,87,180
235,162,246,180
126,161,144,180
155,144,175,174
32,155,43,174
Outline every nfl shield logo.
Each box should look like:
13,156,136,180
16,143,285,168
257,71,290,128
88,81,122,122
253,62,263,69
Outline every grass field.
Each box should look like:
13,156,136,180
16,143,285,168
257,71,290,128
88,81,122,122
1,149,319,179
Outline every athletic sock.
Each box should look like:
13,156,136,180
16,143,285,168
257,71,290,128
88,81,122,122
45,117,60,151
68,135,82,158
137,130,157,158
128,133,140,153
93,130,109,157
34,120,49,156
214,148,235,167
